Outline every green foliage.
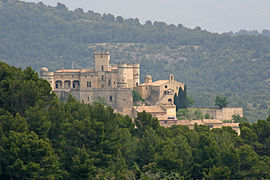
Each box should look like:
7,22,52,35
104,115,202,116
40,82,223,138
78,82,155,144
205,113,211,119
177,108,204,120
232,114,247,123
215,96,228,109
174,85,190,110
1,45,270,179
92,96,108,106
132,90,144,103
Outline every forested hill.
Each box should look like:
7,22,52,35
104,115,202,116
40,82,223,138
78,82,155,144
1,61,270,179
1,0,270,121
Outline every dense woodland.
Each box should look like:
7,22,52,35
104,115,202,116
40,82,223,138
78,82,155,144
1,61,270,179
0,0,270,122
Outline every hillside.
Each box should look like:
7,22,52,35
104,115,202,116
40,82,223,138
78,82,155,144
1,61,270,179
1,0,270,122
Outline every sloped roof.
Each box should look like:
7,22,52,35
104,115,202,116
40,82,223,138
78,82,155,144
140,80,169,86
55,69,95,73
133,106,166,113
55,69,81,73
81,69,95,73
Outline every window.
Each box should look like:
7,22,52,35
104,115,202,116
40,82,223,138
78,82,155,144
56,84,58,89
101,75,104,81
108,80,111,86
164,91,167,95
87,81,91,87
164,120,167,124
168,98,172,103
102,85,104,88
110,96,112,102
88,97,90,101
136,82,138,86
165,85,167,88
101,66,104,71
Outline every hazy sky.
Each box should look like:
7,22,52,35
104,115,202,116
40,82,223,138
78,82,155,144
23,0,270,33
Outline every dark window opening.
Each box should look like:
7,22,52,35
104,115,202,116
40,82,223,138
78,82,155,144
110,96,112,102
165,85,167,88
101,66,104,71
168,98,172,103
101,75,104,81
87,81,91,87
102,85,104,88
108,80,111,86
164,91,167,95
56,84,58,89
136,82,138,86
88,97,90,101
164,120,167,124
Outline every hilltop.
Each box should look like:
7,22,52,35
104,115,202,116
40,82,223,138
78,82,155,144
0,0,270,121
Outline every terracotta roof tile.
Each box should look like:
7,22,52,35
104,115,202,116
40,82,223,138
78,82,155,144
56,69,81,73
140,80,169,86
134,106,165,113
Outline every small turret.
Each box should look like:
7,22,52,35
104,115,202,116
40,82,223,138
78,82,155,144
145,75,152,83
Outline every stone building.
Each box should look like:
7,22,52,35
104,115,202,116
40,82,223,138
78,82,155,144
135,74,185,105
40,50,140,111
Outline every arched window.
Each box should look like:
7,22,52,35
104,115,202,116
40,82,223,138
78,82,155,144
73,80,80,88
64,80,71,89
55,80,62,89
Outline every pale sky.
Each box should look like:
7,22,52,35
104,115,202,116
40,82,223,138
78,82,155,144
23,0,270,33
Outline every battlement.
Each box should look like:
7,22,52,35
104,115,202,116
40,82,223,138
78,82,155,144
94,50,109,55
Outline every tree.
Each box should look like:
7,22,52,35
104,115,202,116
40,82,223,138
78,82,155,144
174,85,189,110
214,96,228,109
132,90,144,103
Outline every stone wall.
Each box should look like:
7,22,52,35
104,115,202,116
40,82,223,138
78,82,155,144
70,88,133,111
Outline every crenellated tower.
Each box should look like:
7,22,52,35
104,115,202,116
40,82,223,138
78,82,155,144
94,50,110,72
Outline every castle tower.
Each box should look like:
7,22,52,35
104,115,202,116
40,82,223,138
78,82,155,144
94,50,110,72
133,64,140,87
40,67,54,90
117,64,128,88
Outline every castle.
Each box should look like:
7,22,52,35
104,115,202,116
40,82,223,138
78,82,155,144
40,50,183,113
40,51,242,134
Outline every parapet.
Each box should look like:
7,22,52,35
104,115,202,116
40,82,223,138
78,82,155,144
94,50,109,55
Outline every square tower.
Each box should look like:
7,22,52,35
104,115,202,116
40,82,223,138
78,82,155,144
94,50,110,72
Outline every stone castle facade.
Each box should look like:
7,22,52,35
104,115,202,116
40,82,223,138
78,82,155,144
40,50,184,112
40,50,242,134
40,50,140,110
